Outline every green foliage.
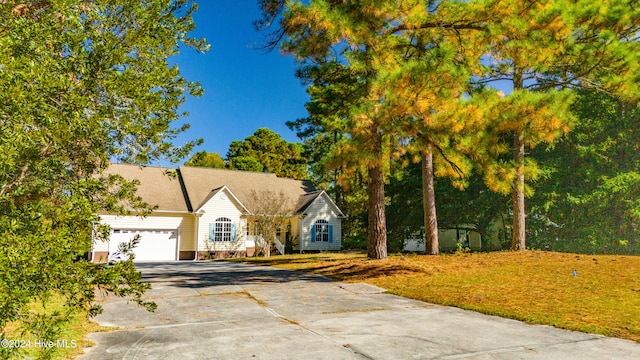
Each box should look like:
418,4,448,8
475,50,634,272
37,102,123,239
341,235,368,251
471,0,640,250
261,0,640,255
264,0,490,259
478,89,577,196
388,89,640,256
229,156,264,173
184,151,226,168
386,160,510,251
0,1,206,358
528,90,640,254
386,162,425,251
227,128,308,179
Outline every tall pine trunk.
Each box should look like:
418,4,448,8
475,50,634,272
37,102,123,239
512,133,526,250
422,146,439,255
511,70,526,250
367,164,388,259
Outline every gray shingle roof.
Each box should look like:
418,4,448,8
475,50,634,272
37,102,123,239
104,164,189,212
178,165,316,213
295,190,323,213
104,164,318,214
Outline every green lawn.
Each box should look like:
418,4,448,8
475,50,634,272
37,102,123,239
4,293,101,360
231,251,640,343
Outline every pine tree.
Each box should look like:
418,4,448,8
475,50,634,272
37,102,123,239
371,0,491,254
261,1,403,259
259,0,496,257
475,0,640,250
258,0,640,255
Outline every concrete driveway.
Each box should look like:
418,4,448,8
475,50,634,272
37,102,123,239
79,261,640,359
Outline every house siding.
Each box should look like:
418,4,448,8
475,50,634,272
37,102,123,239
300,195,342,251
95,213,196,261
196,191,246,257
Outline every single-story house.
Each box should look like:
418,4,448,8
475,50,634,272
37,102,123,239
91,164,346,262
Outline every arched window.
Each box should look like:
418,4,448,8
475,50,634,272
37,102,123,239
211,217,233,242
313,220,330,242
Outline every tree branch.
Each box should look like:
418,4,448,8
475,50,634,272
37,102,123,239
431,141,466,178
387,20,486,36
0,163,29,198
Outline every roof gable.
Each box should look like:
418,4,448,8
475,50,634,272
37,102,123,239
194,185,250,214
297,190,346,218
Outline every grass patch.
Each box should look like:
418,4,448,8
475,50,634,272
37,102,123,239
321,308,388,315
4,293,102,359
280,317,300,326
230,251,640,342
244,291,268,307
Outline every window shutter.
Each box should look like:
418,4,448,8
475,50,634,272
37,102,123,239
209,223,215,242
231,223,237,242
328,225,333,243
311,225,316,242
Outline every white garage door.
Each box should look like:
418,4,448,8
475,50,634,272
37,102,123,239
109,229,178,262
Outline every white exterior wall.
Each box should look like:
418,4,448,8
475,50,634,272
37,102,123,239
96,212,196,253
300,194,342,251
196,191,246,253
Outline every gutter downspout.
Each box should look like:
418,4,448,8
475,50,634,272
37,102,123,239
193,210,205,261
299,214,305,254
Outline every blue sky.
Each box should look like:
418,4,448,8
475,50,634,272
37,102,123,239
171,0,308,165
167,2,513,167
169,2,309,164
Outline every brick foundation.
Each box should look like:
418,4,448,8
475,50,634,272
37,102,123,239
179,251,196,260
197,250,248,260
91,250,252,262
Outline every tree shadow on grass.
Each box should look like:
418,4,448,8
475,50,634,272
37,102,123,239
236,257,426,281
297,261,424,281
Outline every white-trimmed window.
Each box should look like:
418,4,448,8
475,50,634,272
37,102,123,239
210,217,234,242
313,220,330,242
